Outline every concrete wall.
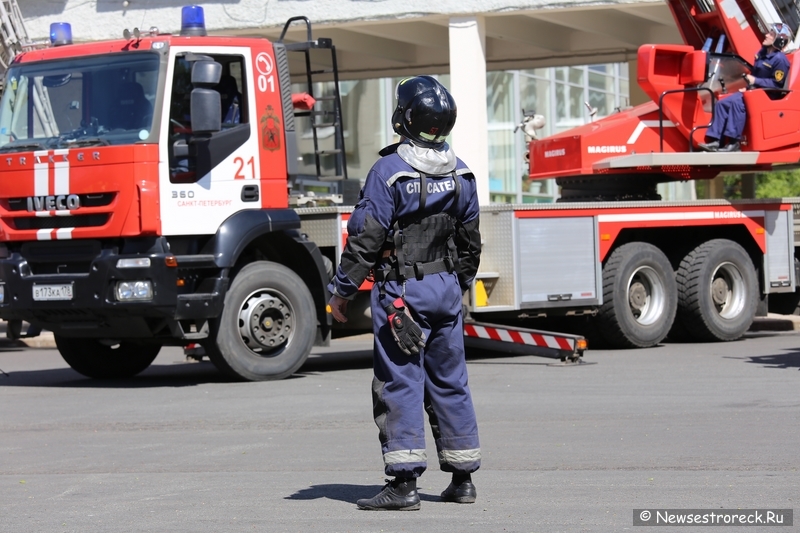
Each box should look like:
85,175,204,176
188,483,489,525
21,0,665,41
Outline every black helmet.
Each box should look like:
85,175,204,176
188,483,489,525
391,76,457,148
770,22,792,50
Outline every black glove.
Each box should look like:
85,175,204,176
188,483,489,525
384,297,426,355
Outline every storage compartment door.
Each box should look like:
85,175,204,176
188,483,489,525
765,209,795,293
516,216,599,307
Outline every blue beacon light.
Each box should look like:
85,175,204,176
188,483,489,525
180,5,207,37
50,22,73,46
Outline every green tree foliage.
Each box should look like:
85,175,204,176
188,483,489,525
724,174,743,199
756,168,800,199
697,168,800,200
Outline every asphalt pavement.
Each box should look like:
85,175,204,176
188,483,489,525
0,330,798,532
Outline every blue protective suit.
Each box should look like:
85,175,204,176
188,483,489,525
707,46,790,142
329,141,482,478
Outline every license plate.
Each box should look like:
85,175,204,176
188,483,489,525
32,284,74,301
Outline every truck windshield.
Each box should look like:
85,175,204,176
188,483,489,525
0,52,159,152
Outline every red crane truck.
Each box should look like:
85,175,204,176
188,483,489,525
514,0,800,347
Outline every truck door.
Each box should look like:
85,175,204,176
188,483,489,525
159,47,259,236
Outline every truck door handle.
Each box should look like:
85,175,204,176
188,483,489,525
241,185,259,202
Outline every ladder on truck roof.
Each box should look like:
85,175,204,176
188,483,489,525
0,0,57,136
277,17,354,205
0,0,28,83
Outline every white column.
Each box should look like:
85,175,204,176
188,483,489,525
449,16,490,206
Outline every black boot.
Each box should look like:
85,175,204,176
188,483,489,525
698,139,720,152
441,473,477,503
718,140,741,152
357,477,420,511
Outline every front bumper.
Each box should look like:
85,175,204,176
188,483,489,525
0,251,224,339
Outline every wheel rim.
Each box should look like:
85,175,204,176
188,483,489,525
238,288,295,356
710,261,746,319
626,265,665,325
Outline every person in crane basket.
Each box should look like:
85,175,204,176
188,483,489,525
699,23,792,152
327,76,482,511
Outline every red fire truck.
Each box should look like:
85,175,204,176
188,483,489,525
0,8,358,381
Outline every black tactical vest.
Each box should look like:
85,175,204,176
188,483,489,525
381,171,461,282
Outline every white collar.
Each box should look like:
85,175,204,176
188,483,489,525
396,141,457,175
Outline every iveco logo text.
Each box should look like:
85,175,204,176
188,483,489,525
26,194,80,212
544,149,565,158
587,145,627,154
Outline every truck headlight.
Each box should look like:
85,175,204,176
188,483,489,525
0,283,4,303
116,280,153,301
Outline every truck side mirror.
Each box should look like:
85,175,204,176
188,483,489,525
190,60,222,134
191,89,221,134
191,60,221,86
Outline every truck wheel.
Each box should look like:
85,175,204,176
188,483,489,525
597,242,677,348
675,239,758,341
54,337,161,379
208,261,316,381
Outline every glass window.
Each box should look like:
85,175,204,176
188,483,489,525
167,54,247,127
569,85,584,122
589,70,614,91
520,74,551,137
555,82,567,123
168,54,248,183
568,67,584,86
487,71,516,196
0,52,159,150
340,78,384,179
488,129,516,194
588,89,614,117
487,71,514,124
619,78,630,102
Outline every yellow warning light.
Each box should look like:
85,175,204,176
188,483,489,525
176,278,185,287
756,228,765,234
600,234,611,241
326,304,332,313
577,339,588,351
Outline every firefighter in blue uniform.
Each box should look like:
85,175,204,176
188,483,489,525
327,76,482,511
699,23,792,152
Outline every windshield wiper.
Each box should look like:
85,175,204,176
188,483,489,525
59,137,111,148
0,142,46,153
